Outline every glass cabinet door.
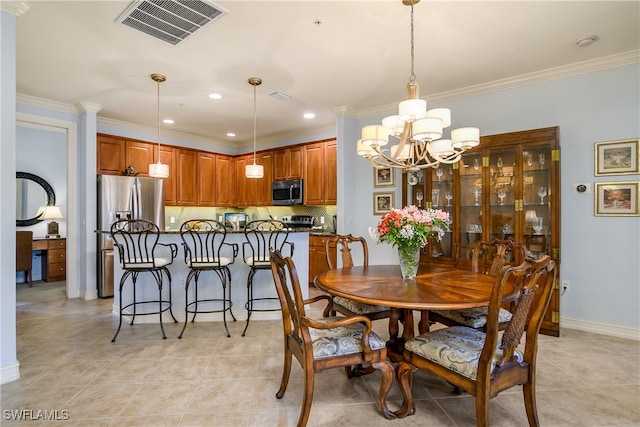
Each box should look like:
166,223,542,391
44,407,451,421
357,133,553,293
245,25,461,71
488,149,516,247
522,145,552,259
458,152,483,260
428,164,454,259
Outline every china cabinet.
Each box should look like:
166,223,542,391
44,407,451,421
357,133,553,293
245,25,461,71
403,127,560,336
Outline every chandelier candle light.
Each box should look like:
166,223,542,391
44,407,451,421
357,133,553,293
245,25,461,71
245,77,264,178
370,205,450,279
148,73,169,179
358,0,480,171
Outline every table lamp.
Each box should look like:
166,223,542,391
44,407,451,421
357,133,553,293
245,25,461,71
38,205,63,238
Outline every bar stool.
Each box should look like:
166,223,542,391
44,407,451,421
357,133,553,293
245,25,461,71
241,219,293,336
179,219,238,338
110,219,178,342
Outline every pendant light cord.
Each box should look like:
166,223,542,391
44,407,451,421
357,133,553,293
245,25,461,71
252,82,257,164
156,79,161,163
409,1,415,84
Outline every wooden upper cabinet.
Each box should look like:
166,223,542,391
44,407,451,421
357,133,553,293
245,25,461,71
303,142,326,205
257,151,273,205
325,139,337,204
97,134,126,175
215,154,235,207
197,151,216,206
158,146,177,205
274,146,303,180
126,140,155,176
176,148,197,206
234,155,250,207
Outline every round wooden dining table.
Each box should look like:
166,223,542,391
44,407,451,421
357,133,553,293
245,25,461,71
315,264,515,360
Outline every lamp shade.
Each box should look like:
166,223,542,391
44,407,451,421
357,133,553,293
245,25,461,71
412,117,443,141
149,162,170,178
451,127,480,149
39,205,63,220
361,125,388,147
429,139,455,157
426,108,451,128
245,163,264,178
398,98,427,122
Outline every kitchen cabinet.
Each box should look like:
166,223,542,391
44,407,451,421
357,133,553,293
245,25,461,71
403,126,560,336
274,146,303,180
197,151,216,206
157,145,177,205
233,154,251,207
215,154,235,207
303,139,337,205
126,140,155,176
309,235,336,285
254,151,273,206
97,134,126,175
176,148,197,206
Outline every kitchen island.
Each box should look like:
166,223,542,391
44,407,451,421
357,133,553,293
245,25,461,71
107,229,310,325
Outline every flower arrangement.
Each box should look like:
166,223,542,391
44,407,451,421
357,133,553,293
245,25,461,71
370,205,450,278
370,205,450,250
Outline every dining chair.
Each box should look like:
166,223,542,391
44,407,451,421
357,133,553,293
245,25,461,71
110,219,178,342
178,219,238,338
16,231,33,287
395,255,556,426
429,239,527,331
269,249,395,427
324,234,390,320
241,219,293,337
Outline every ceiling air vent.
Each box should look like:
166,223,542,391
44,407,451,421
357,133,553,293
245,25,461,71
116,0,228,46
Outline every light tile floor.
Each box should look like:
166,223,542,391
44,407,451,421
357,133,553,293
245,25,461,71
2,281,639,426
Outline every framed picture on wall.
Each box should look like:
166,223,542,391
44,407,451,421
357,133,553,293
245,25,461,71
373,192,394,215
374,167,395,187
594,139,639,176
594,181,639,216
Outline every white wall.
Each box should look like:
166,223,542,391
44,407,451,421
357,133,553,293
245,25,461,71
342,64,640,336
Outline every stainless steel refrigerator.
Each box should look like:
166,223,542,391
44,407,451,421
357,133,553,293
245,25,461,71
97,175,165,298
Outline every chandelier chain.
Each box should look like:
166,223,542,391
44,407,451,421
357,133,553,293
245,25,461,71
409,1,415,84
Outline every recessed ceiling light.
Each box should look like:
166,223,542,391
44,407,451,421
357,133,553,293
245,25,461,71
303,112,315,119
576,35,598,47
226,132,236,137
163,119,174,124
208,93,222,99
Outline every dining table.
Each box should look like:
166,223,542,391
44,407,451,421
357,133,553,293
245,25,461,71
314,264,517,361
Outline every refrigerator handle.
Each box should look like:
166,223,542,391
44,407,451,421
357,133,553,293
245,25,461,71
132,177,141,219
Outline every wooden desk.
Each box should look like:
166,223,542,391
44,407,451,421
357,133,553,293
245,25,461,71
315,264,514,360
32,238,66,282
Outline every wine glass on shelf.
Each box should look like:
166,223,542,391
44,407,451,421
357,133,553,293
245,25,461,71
537,186,548,204
431,189,440,207
538,153,545,169
435,167,444,181
473,158,481,171
445,190,453,206
496,156,503,169
415,190,423,207
525,152,533,169
497,187,506,205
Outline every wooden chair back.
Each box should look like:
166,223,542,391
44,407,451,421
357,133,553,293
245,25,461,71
325,234,368,269
16,231,33,286
471,238,527,276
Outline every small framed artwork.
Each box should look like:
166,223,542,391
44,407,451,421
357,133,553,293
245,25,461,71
373,192,395,215
594,181,639,216
595,139,639,176
374,167,395,187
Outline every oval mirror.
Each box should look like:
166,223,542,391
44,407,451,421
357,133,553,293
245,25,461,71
16,172,56,226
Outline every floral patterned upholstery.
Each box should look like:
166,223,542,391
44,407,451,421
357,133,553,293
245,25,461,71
404,326,523,380
310,317,387,359
430,307,512,329
333,296,389,315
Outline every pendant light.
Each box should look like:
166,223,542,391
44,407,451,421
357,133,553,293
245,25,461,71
245,77,264,179
148,73,170,178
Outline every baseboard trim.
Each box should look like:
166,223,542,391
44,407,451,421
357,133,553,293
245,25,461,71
0,361,20,385
561,316,640,341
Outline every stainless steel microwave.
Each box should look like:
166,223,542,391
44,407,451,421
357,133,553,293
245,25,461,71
272,179,303,205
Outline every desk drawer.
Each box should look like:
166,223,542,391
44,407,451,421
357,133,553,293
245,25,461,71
48,262,66,281
48,239,66,249
49,248,66,263
32,240,48,250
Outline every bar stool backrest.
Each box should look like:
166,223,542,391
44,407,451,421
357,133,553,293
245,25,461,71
243,220,293,265
180,219,229,268
111,219,161,269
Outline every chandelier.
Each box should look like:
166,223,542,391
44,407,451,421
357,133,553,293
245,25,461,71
357,0,480,171
148,73,170,178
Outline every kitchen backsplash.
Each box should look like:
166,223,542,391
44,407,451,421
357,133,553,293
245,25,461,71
165,205,337,232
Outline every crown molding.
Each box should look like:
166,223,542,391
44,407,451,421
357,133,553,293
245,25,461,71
17,93,77,114
1,1,30,16
355,50,640,119
76,102,102,114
